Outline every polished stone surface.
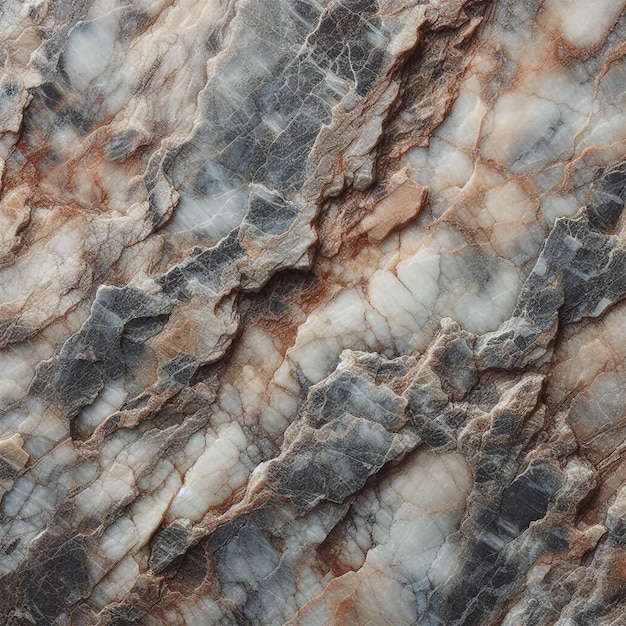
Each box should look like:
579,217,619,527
1,0,626,624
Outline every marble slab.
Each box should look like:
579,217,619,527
1,0,626,624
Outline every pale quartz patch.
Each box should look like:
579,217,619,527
76,378,128,433
544,0,626,48
369,269,427,354
0,216,88,302
72,462,136,527
482,181,534,225
481,91,562,170
213,326,286,425
18,409,68,446
62,2,119,93
99,517,140,563
260,386,301,438
450,260,520,334
88,468,183,607
168,422,249,522
523,68,591,116
435,78,486,149
37,443,80,482
287,289,369,383
547,304,626,468
90,558,140,611
395,246,441,324
288,450,472,626
541,194,580,222
131,467,181,542
176,599,226,626
166,191,249,244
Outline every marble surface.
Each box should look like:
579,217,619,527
1,0,626,624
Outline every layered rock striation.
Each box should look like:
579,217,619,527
1,0,626,624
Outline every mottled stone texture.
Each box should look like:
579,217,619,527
1,0,626,624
